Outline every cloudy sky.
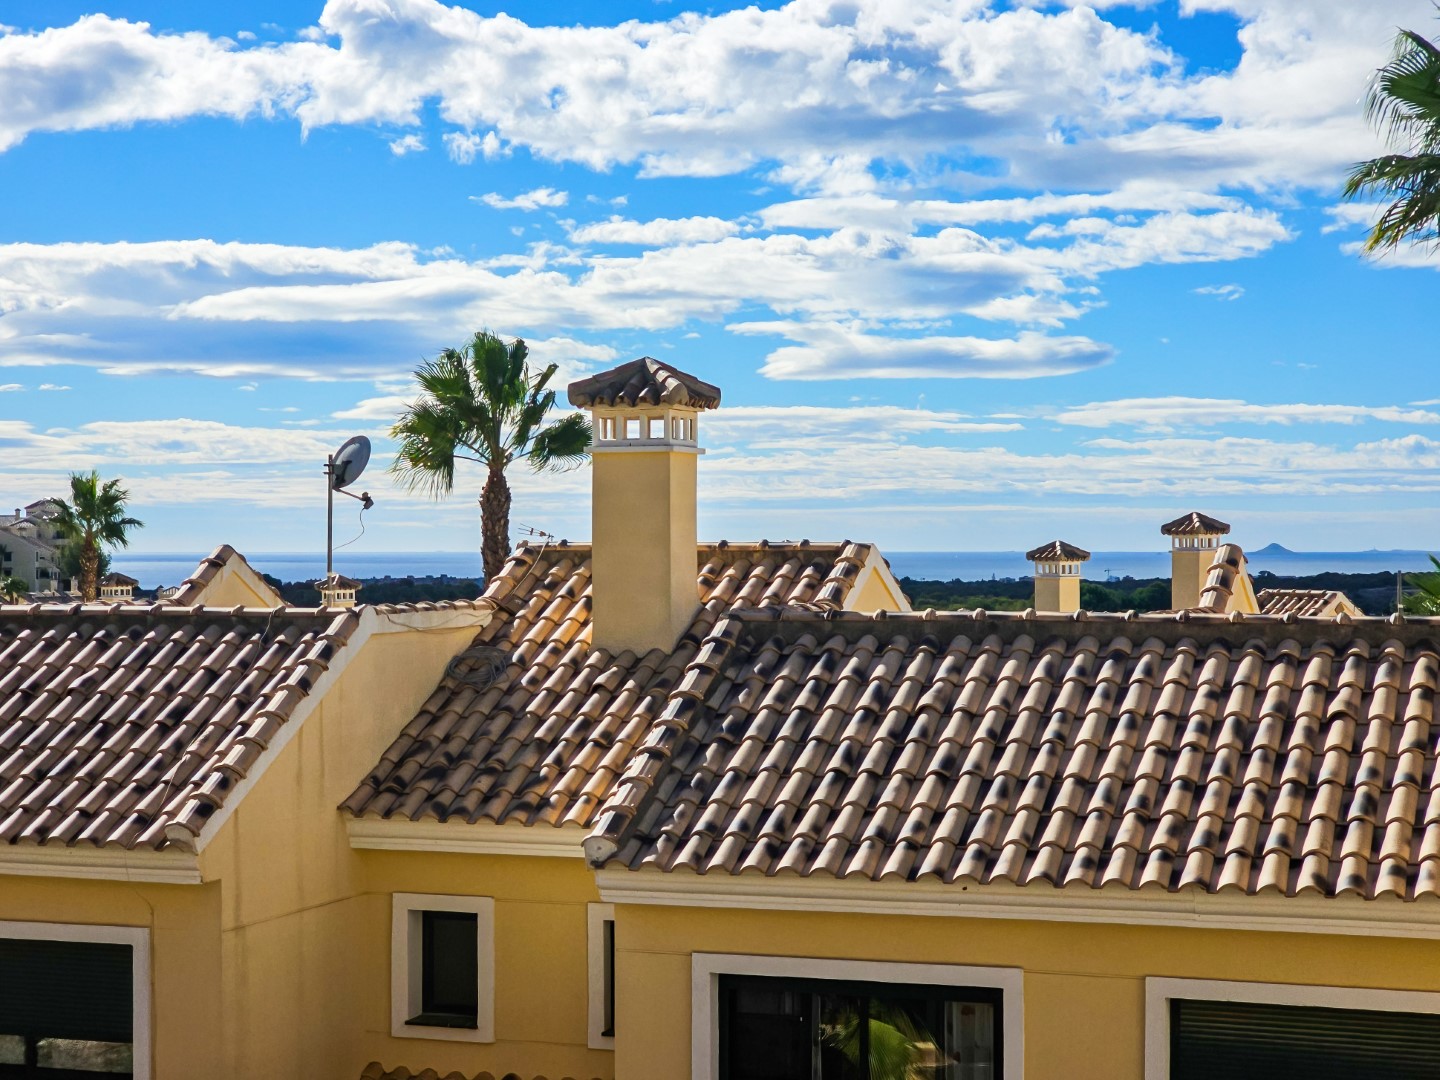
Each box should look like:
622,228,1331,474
2,0,1437,558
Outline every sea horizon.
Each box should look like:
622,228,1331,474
111,545,1440,589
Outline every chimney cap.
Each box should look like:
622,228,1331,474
100,572,140,587
314,572,362,590
1025,539,1091,562
1160,511,1231,537
568,357,722,410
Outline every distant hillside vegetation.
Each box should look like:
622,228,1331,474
899,570,1404,616
262,574,483,606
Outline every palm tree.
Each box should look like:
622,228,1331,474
0,576,26,604
1344,25,1440,252
50,471,144,601
391,331,591,581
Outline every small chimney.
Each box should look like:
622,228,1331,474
1161,511,1230,610
1027,540,1090,613
568,357,721,654
98,572,139,601
316,572,361,608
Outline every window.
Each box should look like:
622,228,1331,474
587,904,615,1050
694,956,1021,1080
0,923,149,1080
719,975,999,1080
1146,978,1440,1080
391,894,494,1043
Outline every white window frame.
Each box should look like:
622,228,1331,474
0,920,151,1080
587,903,616,1050
1145,976,1440,1080
390,893,495,1043
691,952,1023,1080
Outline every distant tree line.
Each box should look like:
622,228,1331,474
260,574,483,606
899,570,1409,617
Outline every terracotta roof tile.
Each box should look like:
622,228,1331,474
0,605,359,850
1024,540,1090,562
1258,588,1359,618
1160,511,1231,536
342,541,893,827
566,357,721,410
360,1064,602,1080
1197,543,1246,611
585,606,1440,902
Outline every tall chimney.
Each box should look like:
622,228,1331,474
1160,511,1230,610
568,358,721,654
1027,540,1090,613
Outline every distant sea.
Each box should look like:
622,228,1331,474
112,546,1439,589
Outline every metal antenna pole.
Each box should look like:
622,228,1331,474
326,455,335,577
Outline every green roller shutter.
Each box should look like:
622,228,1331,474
0,939,133,1044
1172,997,1440,1080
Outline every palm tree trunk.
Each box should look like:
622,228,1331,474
480,466,512,583
80,539,99,601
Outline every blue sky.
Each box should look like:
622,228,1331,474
1,0,1437,558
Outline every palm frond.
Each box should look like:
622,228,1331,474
527,411,593,471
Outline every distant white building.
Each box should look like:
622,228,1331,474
0,501,69,593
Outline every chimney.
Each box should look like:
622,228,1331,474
98,573,138,601
316,572,361,608
1027,540,1089,613
1160,511,1230,610
568,357,721,654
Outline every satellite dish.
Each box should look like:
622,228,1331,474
331,436,371,491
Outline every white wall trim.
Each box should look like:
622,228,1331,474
0,919,152,1080
596,867,1440,942
0,844,199,885
347,817,586,857
188,603,492,858
391,892,496,1043
691,952,1022,1080
587,902,616,1050
1143,976,1440,1080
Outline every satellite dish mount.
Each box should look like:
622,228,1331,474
326,436,374,575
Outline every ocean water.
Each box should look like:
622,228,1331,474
112,547,1439,588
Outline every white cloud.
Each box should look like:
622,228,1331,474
0,383,21,392
474,187,569,211
388,132,425,156
569,216,739,245
443,130,503,164
1194,283,1243,300
37,383,69,391
1051,397,1440,431
735,322,1114,380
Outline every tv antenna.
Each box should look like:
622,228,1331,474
325,436,374,575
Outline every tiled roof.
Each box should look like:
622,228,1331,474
1196,543,1246,611
0,604,359,850
101,573,139,588
168,544,282,607
341,540,885,827
1160,511,1231,536
1025,540,1090,563
566,357,722,410
586,607,1440,901
361,1063,601,1080
1259,588,1358,618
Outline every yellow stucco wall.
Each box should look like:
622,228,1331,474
0,876,223,1079
612,902,1440,1080
195,562,283,607
591,449,699,654
1033,574,1080,613
354,851,614,1079
199,616,485,1080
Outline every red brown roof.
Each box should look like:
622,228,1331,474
341,540,886,828
586,607,1440,901
1024,540,1090,562
566,357,722,410
0,604,360,850
1160,511,1231,536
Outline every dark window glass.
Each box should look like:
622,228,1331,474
719,974,1000,1080
407,911,478,1029
1171,998,1440,1080
602,919,615,1038
0,938,133,1079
